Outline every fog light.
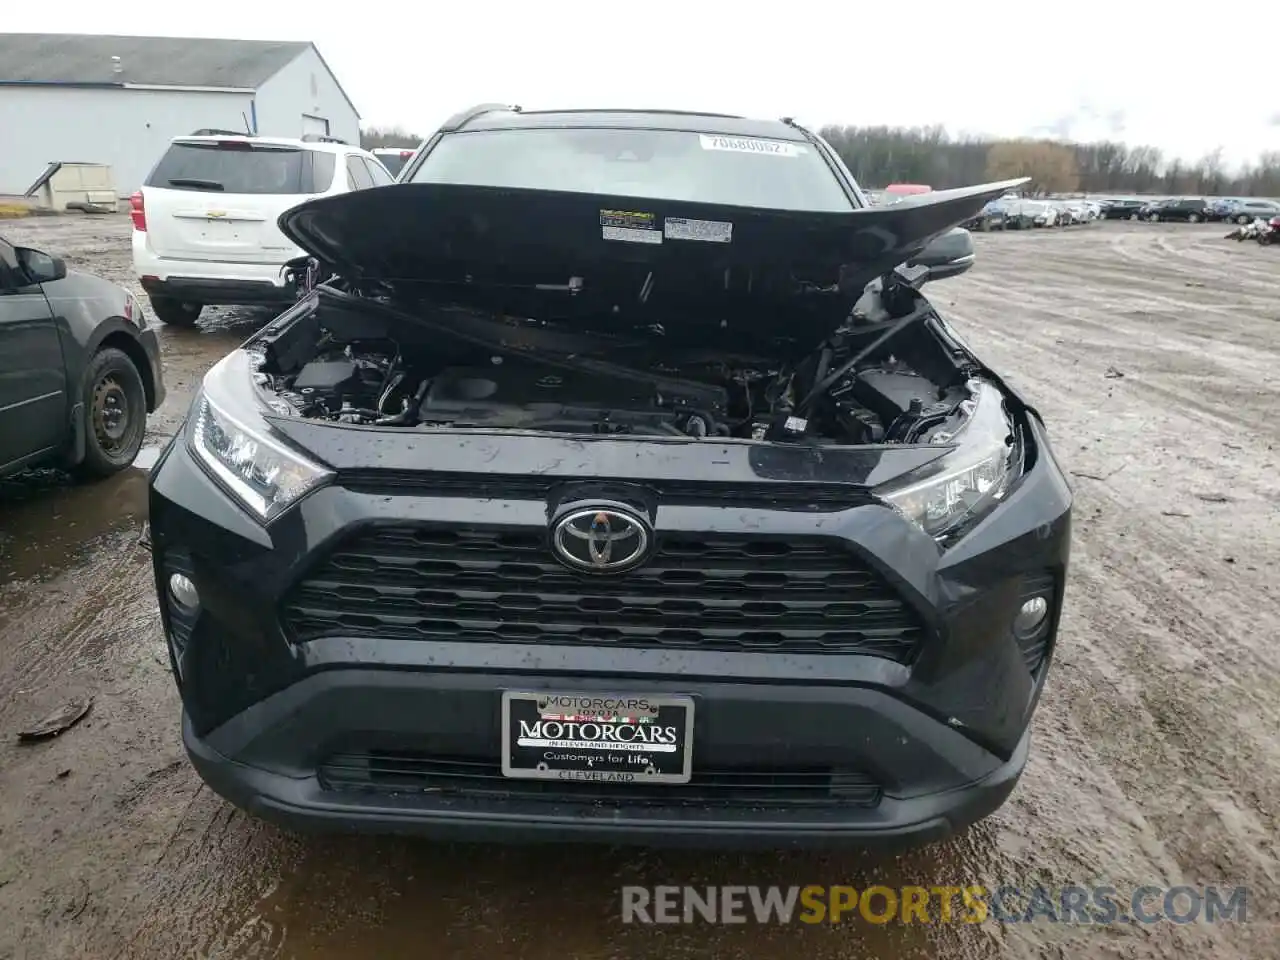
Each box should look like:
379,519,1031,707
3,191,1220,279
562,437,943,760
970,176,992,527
1014,596,1049,636
168,573,200,610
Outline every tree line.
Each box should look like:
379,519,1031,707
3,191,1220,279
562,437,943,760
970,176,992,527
361,123,1280,198
818,125,1280,197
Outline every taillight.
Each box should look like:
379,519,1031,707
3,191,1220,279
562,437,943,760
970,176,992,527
129,191,147,231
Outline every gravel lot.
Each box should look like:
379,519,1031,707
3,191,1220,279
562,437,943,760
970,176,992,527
0,214,1277,959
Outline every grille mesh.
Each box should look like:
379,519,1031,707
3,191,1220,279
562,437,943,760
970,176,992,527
318,751,882,808
282,525,926,661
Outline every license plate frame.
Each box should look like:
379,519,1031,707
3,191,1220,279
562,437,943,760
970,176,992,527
501,691,694,785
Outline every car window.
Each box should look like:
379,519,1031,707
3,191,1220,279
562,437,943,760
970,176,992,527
364,157,396,187
375,152,412,178
311,152,337,192
409,127,855,212
146,142,328,194
346,155,375,191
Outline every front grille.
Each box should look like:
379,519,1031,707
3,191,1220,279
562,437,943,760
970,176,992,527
335,471,875,512
318,751,882,809
282,525,926,661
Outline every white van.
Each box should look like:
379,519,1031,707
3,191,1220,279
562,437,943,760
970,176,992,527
131,134,395,326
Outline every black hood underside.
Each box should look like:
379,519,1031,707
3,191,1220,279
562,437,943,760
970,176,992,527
278,178,1027,353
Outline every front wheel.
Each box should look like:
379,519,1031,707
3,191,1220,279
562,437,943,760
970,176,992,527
1188,213,1201,223
1237,214,1251,225
148,294,202,327
74,348,147,478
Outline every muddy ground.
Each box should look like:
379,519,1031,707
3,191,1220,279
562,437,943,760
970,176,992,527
0,215,1277,959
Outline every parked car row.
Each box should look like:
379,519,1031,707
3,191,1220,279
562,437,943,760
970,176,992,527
962,197,1101,231
1209,197,1280,224
1097,196,1280,224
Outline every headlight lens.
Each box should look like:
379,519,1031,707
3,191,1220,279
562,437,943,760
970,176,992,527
877,379,1019,540
188,350,332,522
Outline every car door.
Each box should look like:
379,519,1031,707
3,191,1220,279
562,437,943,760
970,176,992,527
0,240,68,472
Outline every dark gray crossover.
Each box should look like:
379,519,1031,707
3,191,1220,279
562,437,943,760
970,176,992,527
147,105,1072,847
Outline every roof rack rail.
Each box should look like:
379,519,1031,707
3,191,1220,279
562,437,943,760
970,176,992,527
439,103,522,132
190,128,250,137
301,134,348,144
527,107,748,120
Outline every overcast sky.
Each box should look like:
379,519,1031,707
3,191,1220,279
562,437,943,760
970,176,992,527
11,1,1279,168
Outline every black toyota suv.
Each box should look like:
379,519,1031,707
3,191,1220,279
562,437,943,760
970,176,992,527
148,105,1072,848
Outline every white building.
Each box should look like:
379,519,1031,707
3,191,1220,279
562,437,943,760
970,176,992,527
0,33,360,196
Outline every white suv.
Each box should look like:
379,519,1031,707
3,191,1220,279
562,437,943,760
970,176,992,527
130,135,395,326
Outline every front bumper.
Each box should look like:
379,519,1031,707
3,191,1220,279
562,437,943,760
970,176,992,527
148,416,1072,847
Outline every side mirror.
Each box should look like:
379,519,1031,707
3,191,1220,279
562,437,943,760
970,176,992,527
15,246,68,284
907,227,975,283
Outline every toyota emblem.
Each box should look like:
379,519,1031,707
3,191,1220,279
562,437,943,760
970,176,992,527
552,507,650,572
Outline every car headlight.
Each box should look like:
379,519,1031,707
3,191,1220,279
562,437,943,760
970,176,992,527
187,350,332,522
877,379,1020,540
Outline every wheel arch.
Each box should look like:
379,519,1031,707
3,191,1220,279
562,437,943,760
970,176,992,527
89,327,157,412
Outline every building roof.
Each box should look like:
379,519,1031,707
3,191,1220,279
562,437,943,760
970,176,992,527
0,33,309,89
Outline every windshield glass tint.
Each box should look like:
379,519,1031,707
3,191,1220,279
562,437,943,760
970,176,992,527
147,143,319,194
409,128,854,212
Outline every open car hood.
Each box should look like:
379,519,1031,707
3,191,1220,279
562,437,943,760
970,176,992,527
278,177,1027,352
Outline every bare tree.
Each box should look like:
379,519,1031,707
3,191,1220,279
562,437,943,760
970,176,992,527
360,126,424,149
815,125,1277,196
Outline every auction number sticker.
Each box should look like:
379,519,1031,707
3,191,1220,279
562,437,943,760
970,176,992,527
699,134,806,157
665,217,733,243
600,208,662,244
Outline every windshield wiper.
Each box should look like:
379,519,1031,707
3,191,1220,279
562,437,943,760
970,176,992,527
168,178,225,191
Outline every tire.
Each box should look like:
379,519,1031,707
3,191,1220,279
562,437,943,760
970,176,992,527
148,294,202,327
1129,213,1139,221
74,347,147,479
1237,214,1251,225
1149,213,1160,222
1188,213,1200,223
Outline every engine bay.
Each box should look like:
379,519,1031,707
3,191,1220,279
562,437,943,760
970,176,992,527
247,277,992,446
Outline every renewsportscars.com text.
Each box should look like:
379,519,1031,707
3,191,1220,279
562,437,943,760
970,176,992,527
620,884,1248,925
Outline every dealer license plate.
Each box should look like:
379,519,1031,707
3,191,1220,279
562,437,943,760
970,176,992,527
501,691,694,785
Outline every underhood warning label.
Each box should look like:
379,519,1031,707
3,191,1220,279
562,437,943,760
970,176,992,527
665,217,733,243
600,209,662,244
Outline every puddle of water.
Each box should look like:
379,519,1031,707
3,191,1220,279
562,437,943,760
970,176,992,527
0,453,155,586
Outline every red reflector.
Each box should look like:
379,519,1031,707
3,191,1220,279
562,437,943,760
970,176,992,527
400,151,412,157
129,191,147,231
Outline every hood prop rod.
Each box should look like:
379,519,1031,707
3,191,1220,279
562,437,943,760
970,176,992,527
796,301,934,416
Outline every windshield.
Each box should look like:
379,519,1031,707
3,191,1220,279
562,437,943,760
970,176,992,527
407,128,855,212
